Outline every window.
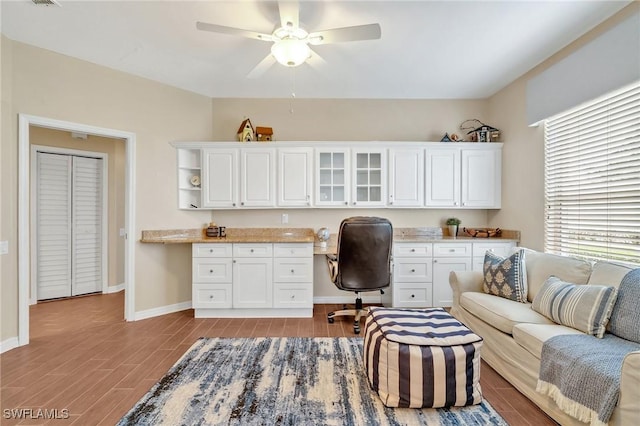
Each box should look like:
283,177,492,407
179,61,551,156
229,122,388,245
544,82,640,266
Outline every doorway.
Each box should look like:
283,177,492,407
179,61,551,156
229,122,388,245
32,148,107,300
18,114,136,347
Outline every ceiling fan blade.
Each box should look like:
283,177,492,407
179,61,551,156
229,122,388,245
247,54,277,79
278,0,299,29
308,23,381,45
307,48,328,71
196,22,273,42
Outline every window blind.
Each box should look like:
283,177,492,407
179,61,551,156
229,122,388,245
544,81,640,266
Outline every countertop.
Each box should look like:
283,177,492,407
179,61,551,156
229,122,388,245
140,227,315,244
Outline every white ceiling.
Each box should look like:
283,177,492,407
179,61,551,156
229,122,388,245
0,0,631,99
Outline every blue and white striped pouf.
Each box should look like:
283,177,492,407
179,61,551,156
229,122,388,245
363,307,483,408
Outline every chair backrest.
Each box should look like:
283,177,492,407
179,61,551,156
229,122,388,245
334,216,393,292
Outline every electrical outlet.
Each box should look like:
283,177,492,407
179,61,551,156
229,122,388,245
281,213,289,224
0,240,8,255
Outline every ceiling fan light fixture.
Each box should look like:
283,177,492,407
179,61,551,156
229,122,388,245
271,38,310,67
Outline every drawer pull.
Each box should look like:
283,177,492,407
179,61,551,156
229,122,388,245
449,249,455,252
411,294,415,298
411,269,415,273
250,249,254,253
410,249,415,252
209,269,213,273
209,295,214,299
290,295,296,299
209,249,213,253
290,269,295,273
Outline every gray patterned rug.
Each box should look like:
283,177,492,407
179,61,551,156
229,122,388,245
118,337,507,425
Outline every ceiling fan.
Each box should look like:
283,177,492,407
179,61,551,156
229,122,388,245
196,0,381,78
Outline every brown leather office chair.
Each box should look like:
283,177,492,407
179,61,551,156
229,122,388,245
326,217,393,334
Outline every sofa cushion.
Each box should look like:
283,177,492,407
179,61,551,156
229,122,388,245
532,276,618,338
483,249,528,303
512,323,583,359
609,269,640,343
522,249,592,302
588,261,632,288
460,292,553,334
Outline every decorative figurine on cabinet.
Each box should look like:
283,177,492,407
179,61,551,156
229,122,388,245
237,118,255,142
256,126,274,141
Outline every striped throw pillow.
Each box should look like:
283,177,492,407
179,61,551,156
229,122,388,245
532,276,618,338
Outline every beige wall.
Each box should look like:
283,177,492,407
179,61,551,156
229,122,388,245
29,126,126,288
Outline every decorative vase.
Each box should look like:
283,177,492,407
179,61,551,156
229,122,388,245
448,225,458,238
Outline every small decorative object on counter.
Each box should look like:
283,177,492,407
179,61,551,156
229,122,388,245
256,126,274,141
446,217,461,238
317,227,330,248
190,175,201,187
440,133,452,142
463,227,502,238
237,118,255,142
206,222,219,237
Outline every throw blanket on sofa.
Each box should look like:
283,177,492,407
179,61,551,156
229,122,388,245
537,333,640,426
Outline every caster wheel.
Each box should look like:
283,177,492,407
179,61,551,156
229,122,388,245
354,328,360,334
328,317,335,324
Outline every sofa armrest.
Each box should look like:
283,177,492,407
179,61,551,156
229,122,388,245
449,271,484,308
618,350,640,424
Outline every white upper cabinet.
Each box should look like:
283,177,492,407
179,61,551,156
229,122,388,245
461,148,501,208
388,148,424,207
315,149,350,207
425,147,461,207
202,148,239,208
240,149,276,207
176,142,501,210
425,145,501,209
278,148,312,207
352,149,386,207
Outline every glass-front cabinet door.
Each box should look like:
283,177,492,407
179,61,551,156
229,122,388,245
352,149,386,207
315,149,350,206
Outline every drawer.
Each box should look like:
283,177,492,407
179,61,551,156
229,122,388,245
393,243,433,257
233,243,273,258
472,242,516,258
274,243,313,258
433,243,472,257
273,283,313,308
393,283,433,308
192,284,232,308
192,243,233,258
393,258,432,282
273,258,313,282
192,258,233,283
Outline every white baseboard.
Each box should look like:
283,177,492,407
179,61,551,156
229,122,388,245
313,296,382,304
0,337,20,354
105,283,125,294
134,301,192,321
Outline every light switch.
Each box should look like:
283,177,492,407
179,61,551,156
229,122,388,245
0,241,8,255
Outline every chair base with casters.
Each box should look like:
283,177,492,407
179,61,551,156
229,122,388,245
325,217,393,335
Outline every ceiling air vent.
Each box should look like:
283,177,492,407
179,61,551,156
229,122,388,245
32,0,60,6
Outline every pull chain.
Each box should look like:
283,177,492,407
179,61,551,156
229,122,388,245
289,67,296,114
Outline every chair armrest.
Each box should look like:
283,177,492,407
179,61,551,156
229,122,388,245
618,350,640,424
449,271,484,307
326,255,338,283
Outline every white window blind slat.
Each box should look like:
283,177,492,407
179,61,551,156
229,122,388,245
544,81,640,266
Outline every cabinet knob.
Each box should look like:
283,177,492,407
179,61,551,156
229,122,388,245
389,201,393,205
353,202,357,205
290,295,296,299
344,202,348,205
250,249,254,253
233,260,236,263
410,248,415,252
209,295,214,299
434,259,438,263
411,294,415,298
462,202,466,206
290,269,295,273
209,269,213,273
209,249,213,253
411,269,415,273
241,202,245,206
449,249,455,252
232,203,236,207
454,202,458,206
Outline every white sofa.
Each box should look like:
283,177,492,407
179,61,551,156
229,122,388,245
449,248,640,425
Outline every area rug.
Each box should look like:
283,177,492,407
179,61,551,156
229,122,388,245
118,337,507,425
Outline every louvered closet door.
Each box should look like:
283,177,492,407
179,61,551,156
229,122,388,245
36,153,103,300
72,156,102,296
36,153,73,300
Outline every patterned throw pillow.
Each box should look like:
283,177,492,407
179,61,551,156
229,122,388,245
483,249,528,303
608,268,640,343
532,276,618,338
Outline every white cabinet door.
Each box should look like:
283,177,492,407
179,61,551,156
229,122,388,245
425,148,460,207
352,149,386,207
461,148,501,208
241,149,275,207
233,257,273,308
315,149,350,207
432,257,471,307
388,148,424,207
278,148,312,207
202,148,239,208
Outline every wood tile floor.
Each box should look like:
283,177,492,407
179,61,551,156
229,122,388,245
1,292,557,425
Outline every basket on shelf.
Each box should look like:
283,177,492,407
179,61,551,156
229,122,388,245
463,227,502,238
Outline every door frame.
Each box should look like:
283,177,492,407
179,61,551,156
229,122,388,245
18,114,136,347
30,145,109,302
